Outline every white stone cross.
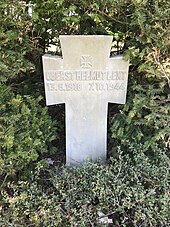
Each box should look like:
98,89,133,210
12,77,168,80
42,35,129,165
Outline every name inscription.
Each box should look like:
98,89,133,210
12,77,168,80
45,70,126,92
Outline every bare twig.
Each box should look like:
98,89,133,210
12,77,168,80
1,174,8,188
84,207,94,227
96,9,128,25
59,206,68,216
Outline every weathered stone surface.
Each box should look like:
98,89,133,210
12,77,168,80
42,35,129,165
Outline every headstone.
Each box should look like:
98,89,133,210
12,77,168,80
42,35,129,165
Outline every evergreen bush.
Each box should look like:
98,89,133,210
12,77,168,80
0,1,169,226
1,0,169,150
28,0,170,150
0,84,57,181
0,0,37,83
1,145,169,226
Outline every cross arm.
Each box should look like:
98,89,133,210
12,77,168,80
42,54,66,105
107,55,129,104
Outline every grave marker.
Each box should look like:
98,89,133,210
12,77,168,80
42,35,129,165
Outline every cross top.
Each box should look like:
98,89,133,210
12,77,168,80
60,35,112,70
42,35,129,165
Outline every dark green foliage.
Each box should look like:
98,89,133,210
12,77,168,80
0,0,37,82
27,0,170,149
0,84,57,179
109,0,170,150
1,145,169,226
1,1,169,151
0,0,169,226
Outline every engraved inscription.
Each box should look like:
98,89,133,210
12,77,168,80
47,83,82,91
75,71,105,81
45,70,126,81
46,71,73,81
88,82,125,91
45,70,127,92
80,55,93,68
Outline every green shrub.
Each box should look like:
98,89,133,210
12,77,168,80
29,0,170,150
108,0,170,150
0,0,37,83
0,1,169,225
0,84,57,181
1,0,169,150
1,144,169,226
